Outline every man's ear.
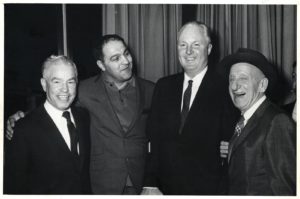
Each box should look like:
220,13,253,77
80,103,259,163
40,78,47,92
96,60,106,72
258,77,268,93
207,43,213,55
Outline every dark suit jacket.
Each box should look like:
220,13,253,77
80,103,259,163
282,100,296,116
78,75,155,194
228,99,296,195
145,67,237,195
4,105,91,194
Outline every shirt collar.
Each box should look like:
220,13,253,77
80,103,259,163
103,75,136,90
44,100,71,118
243,95,266,123
183,66,208,85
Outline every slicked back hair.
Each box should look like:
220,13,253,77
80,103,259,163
93,34,127,61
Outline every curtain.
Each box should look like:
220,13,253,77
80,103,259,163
196,5,297,88
102,4,182,82
102,4,296,87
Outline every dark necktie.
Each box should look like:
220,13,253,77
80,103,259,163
62,111,78,156
228,116,245,162
180,80,193,133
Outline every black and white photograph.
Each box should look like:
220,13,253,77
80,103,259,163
1,1,298,197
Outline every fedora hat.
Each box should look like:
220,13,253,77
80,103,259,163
218,48,278,99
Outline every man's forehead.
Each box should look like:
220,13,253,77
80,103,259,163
178,25,207,42
104,40,126,50
44,63,75,76
230,62,264,76
103,40,127,56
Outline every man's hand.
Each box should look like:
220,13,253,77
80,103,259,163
220,141,229,158
141,187,163,195
6,111,26,140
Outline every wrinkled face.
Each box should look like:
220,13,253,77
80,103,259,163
229,63,267,113
97,40,133,84
41,63,77,111
177,24,212,77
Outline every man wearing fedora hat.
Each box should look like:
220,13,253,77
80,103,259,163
222,48,296,195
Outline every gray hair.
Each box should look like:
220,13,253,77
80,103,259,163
41,55,78,79
178,21,211,44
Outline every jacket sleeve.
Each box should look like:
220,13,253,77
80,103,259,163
144,80,162,187
265,113,296,195
4,122,30,194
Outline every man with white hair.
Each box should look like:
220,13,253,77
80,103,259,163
4,55,91,194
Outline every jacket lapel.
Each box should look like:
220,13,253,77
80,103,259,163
94,75,125,135
126,77,142,134
183,68,212,128
174,74,185,132
39,106,73,155
230,99,271,158
71,107,87,169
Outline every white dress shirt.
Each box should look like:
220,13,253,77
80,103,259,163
242,95,266,126
44,101,76,151
181,66,208,110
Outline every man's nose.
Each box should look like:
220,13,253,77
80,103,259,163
121,55,130,64
61,83,69,92
230,80,239,91
186,46,193,55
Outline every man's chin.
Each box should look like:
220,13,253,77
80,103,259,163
57,102,73,110
233,101,246,111
123,74,133,81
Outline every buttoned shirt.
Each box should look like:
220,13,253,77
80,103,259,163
242,95,266,126
44,101,76,151
181,66,208,110
103,76,137,132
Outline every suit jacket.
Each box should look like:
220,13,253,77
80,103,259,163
282,100,296,116
77,75,155,194
4,105,91,194
145,67,237,195
228,99,296,195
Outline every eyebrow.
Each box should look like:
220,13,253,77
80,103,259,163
109,48,129,60
50,77,77,81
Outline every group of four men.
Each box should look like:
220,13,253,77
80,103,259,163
4,21,296,195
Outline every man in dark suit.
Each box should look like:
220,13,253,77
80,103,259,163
222,48,296,195
142,21,236,195
6,35,155,195
4,55,91,194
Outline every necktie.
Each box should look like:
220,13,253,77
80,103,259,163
180,80,193,133
228,116,245,162
62,111,78,156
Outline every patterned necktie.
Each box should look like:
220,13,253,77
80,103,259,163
180,80,193,133
62,111,78,156
234,116,245,137
228,116,245,162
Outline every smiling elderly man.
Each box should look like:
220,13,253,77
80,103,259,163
4,55,91,194
222,48,296,195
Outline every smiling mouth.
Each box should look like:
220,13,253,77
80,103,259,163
58,95,70,101
234,92,246,98
185,57,195,61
